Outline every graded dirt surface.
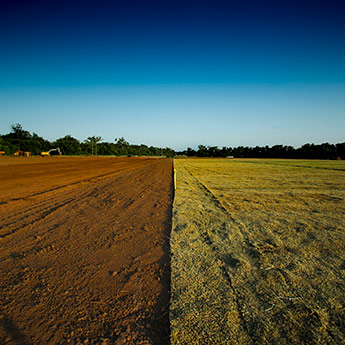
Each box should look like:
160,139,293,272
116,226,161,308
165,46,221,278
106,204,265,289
0,156,173,345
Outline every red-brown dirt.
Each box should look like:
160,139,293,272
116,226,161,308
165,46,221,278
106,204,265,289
0,156,173,345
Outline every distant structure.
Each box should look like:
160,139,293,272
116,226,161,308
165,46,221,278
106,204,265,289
0,151,5,156
12,150,31,157
227,156,234,159
40,148,62,157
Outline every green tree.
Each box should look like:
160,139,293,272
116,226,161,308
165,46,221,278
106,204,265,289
0,137,12,154
197,145,208,157
163,147,175,158
114,137,129,156
54,135,81,155
85,136,103,155
31,133,50,155
3,123,32,152
115,137,129,147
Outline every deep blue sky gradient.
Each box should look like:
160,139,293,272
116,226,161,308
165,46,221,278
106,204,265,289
1,0,344,149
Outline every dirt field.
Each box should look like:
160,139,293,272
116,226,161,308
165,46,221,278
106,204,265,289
0,156,173,345
171,158,345,345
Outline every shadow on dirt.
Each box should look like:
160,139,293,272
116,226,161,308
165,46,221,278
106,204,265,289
0,313,32,345
151,160,174,345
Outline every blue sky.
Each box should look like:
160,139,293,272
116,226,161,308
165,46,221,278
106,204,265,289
0,0,344,150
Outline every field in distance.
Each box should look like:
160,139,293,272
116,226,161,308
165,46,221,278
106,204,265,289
171,158,345,345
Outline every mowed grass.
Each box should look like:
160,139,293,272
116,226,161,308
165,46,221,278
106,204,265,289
170,158,345,345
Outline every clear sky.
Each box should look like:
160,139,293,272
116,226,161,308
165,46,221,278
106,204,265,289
1,0,344,150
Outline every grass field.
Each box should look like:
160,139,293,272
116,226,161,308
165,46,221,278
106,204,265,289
170,159,345,345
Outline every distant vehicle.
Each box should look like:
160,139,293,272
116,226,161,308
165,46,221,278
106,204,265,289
13,150,31,157
40,148,62,157
13,150,23,156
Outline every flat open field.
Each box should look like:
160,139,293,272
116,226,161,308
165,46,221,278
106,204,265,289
0,156,173,345
171,158,345,345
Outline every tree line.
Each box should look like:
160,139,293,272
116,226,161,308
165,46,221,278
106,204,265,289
179,143,345,160
0,124,176,157
1,124,344,159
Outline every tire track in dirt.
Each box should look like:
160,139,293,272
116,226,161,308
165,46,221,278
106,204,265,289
0,161,153,239
0,157,173,345
0,160,150,205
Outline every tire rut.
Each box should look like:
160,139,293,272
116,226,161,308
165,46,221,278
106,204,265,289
1,157,173,345
0,161,159,239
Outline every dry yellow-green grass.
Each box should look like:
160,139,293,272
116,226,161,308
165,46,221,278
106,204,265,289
170,159,345,345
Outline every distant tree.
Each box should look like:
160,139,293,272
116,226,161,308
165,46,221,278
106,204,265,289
138,144,150,156
2,123,32,151
115,137,129,147
208,146,220,157
1,123,344,159
85,136,102,155
0,124,48,154
30,133,50,155
0,137,12,154
336,143,345,159
114,137,130,155
197,145,208,157
10,123,31,139
53,135,81,155
97,142,115,155
318,142,336,159
185,147,196,156
163,147,175,158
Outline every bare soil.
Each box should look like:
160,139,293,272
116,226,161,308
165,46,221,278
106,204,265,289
0,156,173,345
